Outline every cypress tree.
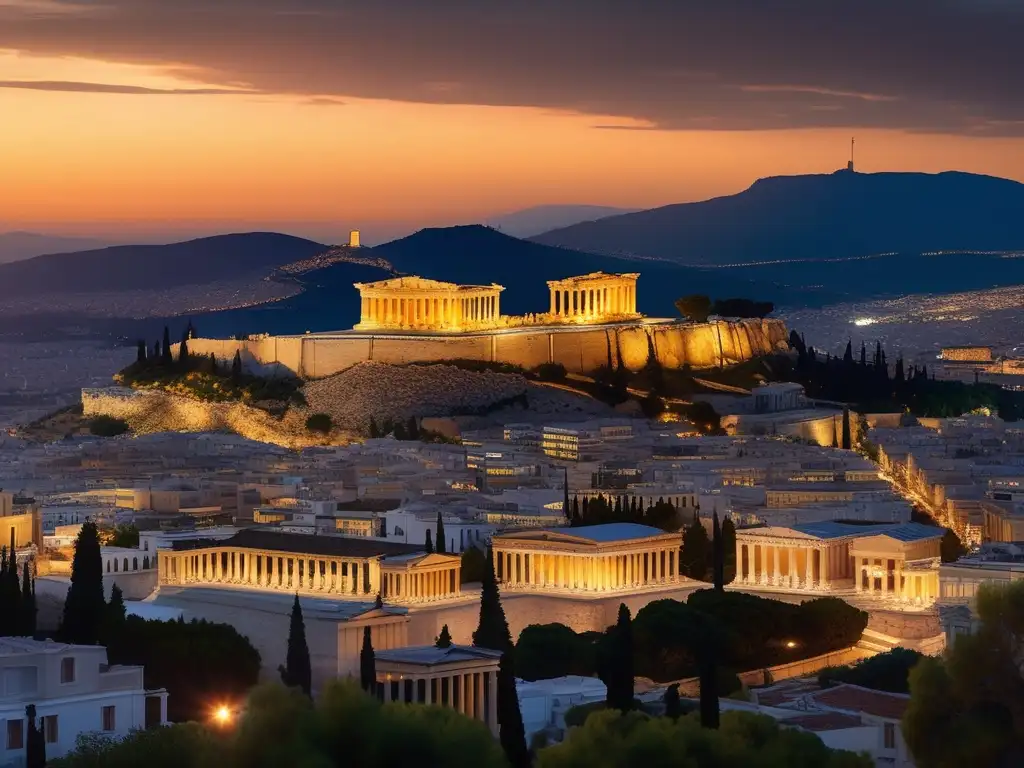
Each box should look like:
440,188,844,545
153,340,161,361
161,326,173,366
425,529,434,554
179,329,189,363
406,416,419,440
136,339,147,364
571,497,581,527
435,511,447,554
369,416,380,439
895,356,905,383
605,604,634,712
843,340,853,364
681,515,710,580
581,496,589,523
231,350,243,381
209,352,218,374
20,561,35,638
562,468,571,524
435,624,453,648
0,547,10,637
360,626,376,694
712,511,725,592
278,594,312,697
61,520,105,645
841,407,852,450
721,517,737,585
698,643,720,730
102,583,126,645
614,495,622,518
473,547,511,652
25,704,45,768
663,683,682,721
860,341,867,367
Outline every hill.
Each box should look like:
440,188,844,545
484,204,636,238
0,232,117,264
367,224,755,317
532,170,1024,265
0,232,329,298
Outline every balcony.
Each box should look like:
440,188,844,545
97,665,144,693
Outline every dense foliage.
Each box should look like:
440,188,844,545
674,295,775,321
460,546,488,584
539,708,872,768
104,524,139,548
567,494,684,533
88,415,130,437
304,412,334,433
819,648,923,693
903,581,1024,767
51,681,507,768
514,624,601,682
0,539,35,638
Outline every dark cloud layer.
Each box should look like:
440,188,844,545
1,0,1021,134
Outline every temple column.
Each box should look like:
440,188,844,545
805,547,814,590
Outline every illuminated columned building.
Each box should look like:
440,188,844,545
546,272,639,321
492,523,684,592
353,276,504,331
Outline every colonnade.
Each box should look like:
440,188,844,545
736,539,851,591
378,668,498,735
493,547,680,592
159,548,376,596
547,273,639,320
381,565,460,602
854,556,938,604
355,278,503,331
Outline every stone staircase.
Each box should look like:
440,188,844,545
856,628,902,655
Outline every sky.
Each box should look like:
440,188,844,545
2,0,1023,244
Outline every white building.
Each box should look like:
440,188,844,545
0,638,168,764
517,675,607,743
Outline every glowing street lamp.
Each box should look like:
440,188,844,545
212,705,233,726
785,640,797,650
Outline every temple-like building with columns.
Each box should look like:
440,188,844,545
353,276,504,332
735,521,942,605
157,529,462,604
546,272,639,322
491,523,685,592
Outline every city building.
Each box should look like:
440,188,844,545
937,542,1024,643
0,638,168,763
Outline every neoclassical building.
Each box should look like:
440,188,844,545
157,529,461,604
492,523,684,592
353,276,504,332
735,521,942,605
547,272,639,322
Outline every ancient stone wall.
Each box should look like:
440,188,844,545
182,318,788,380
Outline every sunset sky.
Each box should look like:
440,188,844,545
2,1,1023,243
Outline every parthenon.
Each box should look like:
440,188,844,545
353,276,504,331
547,272,639,321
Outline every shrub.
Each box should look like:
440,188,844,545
515,623,598,681
89,415,129,437
535,362,567,382
818,647,923,693
305,413,334,434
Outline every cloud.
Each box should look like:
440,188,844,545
0,79,256,94
0,1,1022,134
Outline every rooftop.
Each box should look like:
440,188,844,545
807,683,910,721
783,712,866,732
375,644,503,666
789,521,945,542
173,528,425,558
536,523,671,543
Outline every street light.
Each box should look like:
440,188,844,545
212,705,233,726
785,640,797,649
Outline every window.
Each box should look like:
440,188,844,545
43,716,57,744
101,706,116,732
6,719,22,750
60,657,75,684
883,722,896,750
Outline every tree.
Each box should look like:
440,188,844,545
406,416,419,440
819,647,923,693
680,515,710,580
711,512,725,592
161,326,173,366
435,624,453,648
231,350,243,381
903,581,1024,768
841,406,852,450
424,529,434,554
88,415,129,437
663,684,682,721
107,523,139,548
20,561,35,637
514,624,597,681
25,704,45,768
136,339,147,364
563,468,571,524
435,510,447,554
368,416,380,438
360,626,376,694
305,413,333,434
179,328,190,362
940,528,967,563
101,583,126,644
473,548,527,767
674,294,712,323
61,520,105,645
279,595,312,697
721,517,737,585
604,604,634,713
460,546,487,584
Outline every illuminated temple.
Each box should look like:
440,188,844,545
353,271,640,332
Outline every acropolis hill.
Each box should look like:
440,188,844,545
183,271,788,377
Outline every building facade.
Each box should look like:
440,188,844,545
353,276,504,332
545,272,639,322
492,523,685,593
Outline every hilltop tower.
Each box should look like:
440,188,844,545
348,230,361,248
847,137,855,172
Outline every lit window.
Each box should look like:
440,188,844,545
883,722,896,749
60,658,75,684
102,706,116,732
6,719,23,750
43,716,58,744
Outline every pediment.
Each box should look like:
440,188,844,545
497,530,599,546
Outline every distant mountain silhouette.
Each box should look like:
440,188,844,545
485,204,636,239
0,232,329,298
0,232,117,265
533,171,1024,265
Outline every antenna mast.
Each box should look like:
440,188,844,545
847,137,856,172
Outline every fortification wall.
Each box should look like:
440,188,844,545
183,318,788,379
